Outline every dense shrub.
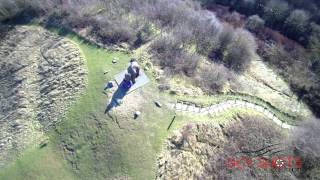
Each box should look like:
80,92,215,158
201,0,320,46
143,0,259,75
93,18,135,44
0,0,23,21
141,0,201,27
234,0,258,14
190,13,222,56
202,24,257,72
0,0,141,44
291,118,320,179
263,43,320,117
293,118,320,159
309,23,320,74
200,0,320,116
150,35,199,76
263,44,290,70
1,0,259,74
140,0,223,55
309,23,320,53
218,28,257,72
284,10,310,42
1,0,260,96
263,0,290,28
133,22,153,47
194,62,237,92
245,15,265,32
263,43,317,84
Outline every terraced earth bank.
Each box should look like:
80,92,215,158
0,26,87,168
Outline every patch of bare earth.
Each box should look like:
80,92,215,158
105,85,157,130
0,25,87,167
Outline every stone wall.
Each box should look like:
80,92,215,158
167,99,294,129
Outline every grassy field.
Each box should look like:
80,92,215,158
0,27,177,180
0,144,75,180
48,30,177,179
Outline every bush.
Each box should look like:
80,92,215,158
284,10,310,41
201,0,320,45
142,0,200,27
263,43,290,70
263,0,290,28
293,118,320,158
207,25,257,72
150,35,199,76
309,23,320,73
309,23,320,51
0,0,140,45
93,18,136,44
207,26,234,61
133,23,153,47
190,13,222,56
194,63,237,92
0,1,21,21
222,29,257,72
137,0,225,56
245,14,265,32
263,42,320,117
291,118,320,179
234,0,258,14
0,24,12,40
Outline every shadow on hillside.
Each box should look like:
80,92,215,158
104,86,128,113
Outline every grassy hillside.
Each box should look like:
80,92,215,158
0,1,318,179
0,26,278,179
50,32,174,179
0,27,176,179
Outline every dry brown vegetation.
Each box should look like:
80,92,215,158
290,118,320,179
157,115,296,179
203,2,320,117
159,115,320,179
1,0,259,95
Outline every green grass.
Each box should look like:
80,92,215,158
42,27,176,179
0,145,75,180
0,27,174,179
47,31,175,179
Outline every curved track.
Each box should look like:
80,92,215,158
168,99,294,129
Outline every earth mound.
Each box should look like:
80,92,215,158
0,26,87,167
